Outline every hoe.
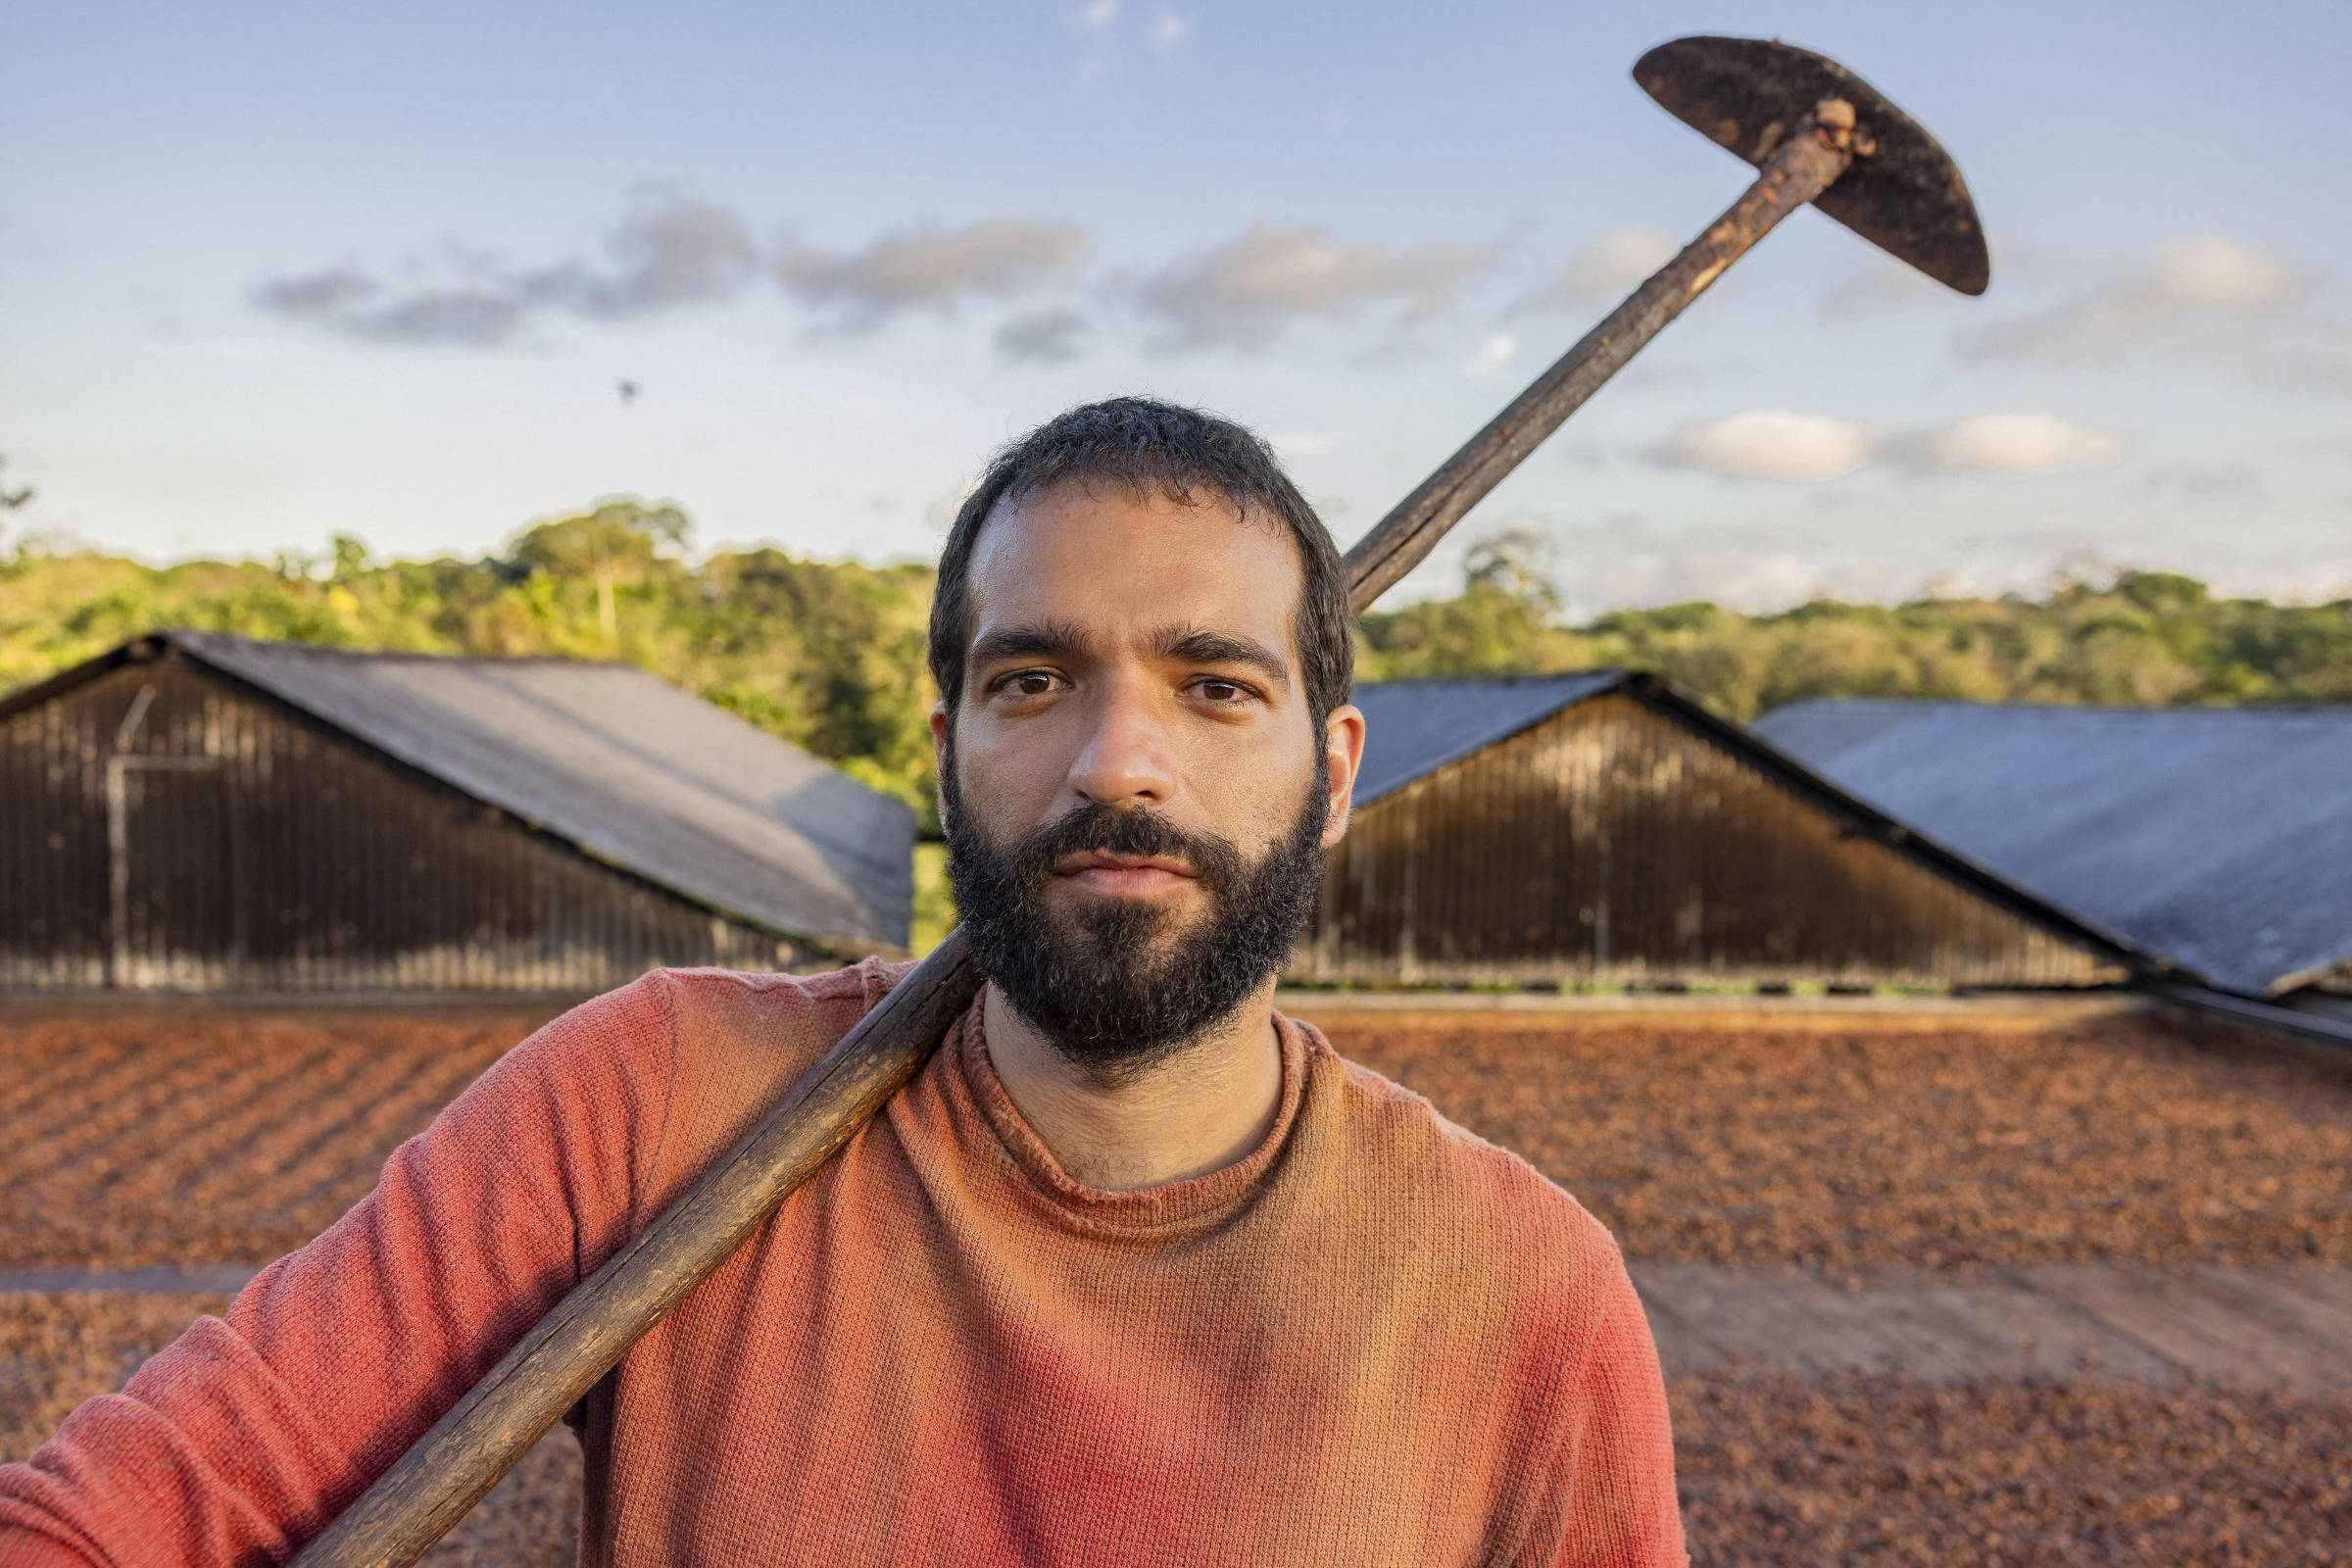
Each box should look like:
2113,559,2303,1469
298,36,1992,1565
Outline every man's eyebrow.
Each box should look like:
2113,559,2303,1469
967,618,1096,670
1150,624,1292,687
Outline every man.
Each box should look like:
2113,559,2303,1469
0,399,1686,1566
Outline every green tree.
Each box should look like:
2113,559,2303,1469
1358,528,1582,677
508,499,691,651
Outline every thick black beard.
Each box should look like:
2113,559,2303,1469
941,749,1328,1079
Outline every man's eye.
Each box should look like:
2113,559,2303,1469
1196,679,1248,703
1006,672,1056,697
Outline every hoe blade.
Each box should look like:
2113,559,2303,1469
1636,34,1991,296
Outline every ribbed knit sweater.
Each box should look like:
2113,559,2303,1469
0,962,1686,1567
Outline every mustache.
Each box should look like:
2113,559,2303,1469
1010,804,1246,894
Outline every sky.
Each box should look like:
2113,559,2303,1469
5,0,2350,615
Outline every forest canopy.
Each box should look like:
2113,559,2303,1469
6,501,2349,835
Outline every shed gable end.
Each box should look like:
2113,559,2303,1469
1,658,803,993
1294,691,2123,989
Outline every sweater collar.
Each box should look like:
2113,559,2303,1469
952,992,1310,1236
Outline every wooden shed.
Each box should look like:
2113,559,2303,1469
0,631,914,995
1289,672,2134,991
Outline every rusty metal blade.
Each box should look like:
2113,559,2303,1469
1635,34,1990,296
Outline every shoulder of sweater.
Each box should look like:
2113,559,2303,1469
624,957,915,1086
1309,1038,1630,1287
619,958,914,1185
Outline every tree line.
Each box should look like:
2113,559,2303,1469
6,501,2348,831
1359,529,2352,719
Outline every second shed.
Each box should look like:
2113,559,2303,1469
1289,672,2131,991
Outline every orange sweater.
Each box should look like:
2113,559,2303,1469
0,963,1686,1566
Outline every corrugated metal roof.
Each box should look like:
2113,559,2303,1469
1752,699,2352,997
163,631,913,948
1349,672,1629,806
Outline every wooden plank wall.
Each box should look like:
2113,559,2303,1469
0,659,805,993
1291,691,2124,990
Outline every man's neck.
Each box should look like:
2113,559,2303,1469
980,979,1286,1192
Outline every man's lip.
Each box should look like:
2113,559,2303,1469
1053,852,1197,877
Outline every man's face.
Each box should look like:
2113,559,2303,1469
931,480,1364,1072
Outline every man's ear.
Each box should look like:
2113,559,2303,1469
1319,703,1365,849
929,701,953,829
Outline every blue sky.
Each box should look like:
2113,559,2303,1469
5,0,2348,612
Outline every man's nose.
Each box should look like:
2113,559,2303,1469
1066,677,1176,808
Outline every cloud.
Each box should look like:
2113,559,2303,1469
250,267,534,348
1647,410,2131,481
348,289,536,347
1974,233,2307,363
1651,412,1882,481
250,197,760,348
2147,233,2304,308
1521,226,1675,309
1148,9,1193,52
529,200,760,318
256,206,1089,348
1137,221,1494,349
1895,413,2132,474
1962,232,2350,391
776,220,1090,331
1075,0,1118,29
250,267,377,317
994,307,1090,365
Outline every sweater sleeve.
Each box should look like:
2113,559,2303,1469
1534,1266,1689,1568
0,972,681,1568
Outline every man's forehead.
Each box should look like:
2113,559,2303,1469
965,481,1304,631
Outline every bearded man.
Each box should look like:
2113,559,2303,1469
0,399,1686,1566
